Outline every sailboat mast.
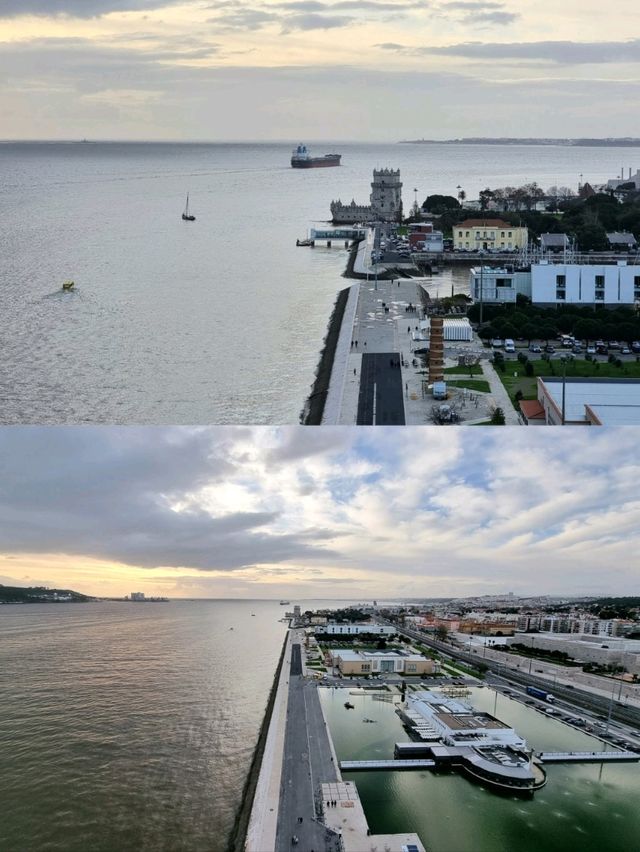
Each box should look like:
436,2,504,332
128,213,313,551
185,193,189,216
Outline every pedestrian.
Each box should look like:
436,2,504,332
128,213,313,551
353,368,356,375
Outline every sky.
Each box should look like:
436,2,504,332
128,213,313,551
1,1,639,139
1,425,638,600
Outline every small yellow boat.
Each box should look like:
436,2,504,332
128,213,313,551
62,280,75,291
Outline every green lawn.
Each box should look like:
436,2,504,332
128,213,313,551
447,379,491,393
497,357,640,406
444,364,484,376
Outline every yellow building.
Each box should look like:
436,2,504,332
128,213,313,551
453,219,528,252
333,650,438,676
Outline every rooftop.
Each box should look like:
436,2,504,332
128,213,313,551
540,377,640,424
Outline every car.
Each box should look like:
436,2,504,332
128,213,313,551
608,340,621,350
596,344,608,355
544,344,556,354
586,345,596,355
621,347,631,355
632,341,640,353
529,344,542,353
572,344,583,354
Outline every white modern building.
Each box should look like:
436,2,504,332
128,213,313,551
537,377,640,425
317,623,396,635
470,267,531,303
509,633,640,675
531,261,640,306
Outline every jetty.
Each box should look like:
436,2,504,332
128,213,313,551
537,750,639,763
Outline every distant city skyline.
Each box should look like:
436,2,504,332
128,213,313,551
1,1,639,140
1,426,638,599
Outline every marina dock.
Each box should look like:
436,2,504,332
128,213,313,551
538,750,639,763
340,759,436,770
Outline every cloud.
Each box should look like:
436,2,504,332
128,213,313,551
1,427,639,599
400,38,640,64
0,0,179,18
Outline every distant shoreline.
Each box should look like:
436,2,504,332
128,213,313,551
399,137,640,147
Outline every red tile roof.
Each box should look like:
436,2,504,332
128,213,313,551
519,399,545,421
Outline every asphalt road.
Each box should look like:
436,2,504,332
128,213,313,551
356,352,406,425
275,644,341,852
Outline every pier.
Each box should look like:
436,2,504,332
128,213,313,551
340,759,436,771
538,750,640,763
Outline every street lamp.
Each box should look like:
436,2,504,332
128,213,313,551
560,356,567,425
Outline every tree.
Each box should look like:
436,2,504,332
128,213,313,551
435,625,449,641
423,194,460,215
491,407,506,424
479,188,494,211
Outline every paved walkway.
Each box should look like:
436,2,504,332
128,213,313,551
275,648,341,852
245,631,292,852
482,360,521,424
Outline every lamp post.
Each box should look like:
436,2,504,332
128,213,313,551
479,251,485,326
560,355,567,425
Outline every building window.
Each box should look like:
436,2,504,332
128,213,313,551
634,276,640,287
458,231,462,237
556,275,566,287
501,231,505,237
595,275,605,287
496,278,512,288
634,286,640,300
556,289,566,300
595,289,605,301
361,664,370,672
407,664,417,673
508,231,512,237
465,231,470,237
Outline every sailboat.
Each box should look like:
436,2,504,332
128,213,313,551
182,193,196,221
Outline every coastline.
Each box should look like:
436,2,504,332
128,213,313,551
228,629,290,852
300,287,351,425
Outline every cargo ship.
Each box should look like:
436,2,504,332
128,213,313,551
291,144,341,168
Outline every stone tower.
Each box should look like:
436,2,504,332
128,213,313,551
428,316,445,383
370,168,402,221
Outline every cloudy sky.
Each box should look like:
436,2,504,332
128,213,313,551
0,426,638,600
1,0,639,139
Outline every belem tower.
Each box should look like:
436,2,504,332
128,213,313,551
330,168,403,224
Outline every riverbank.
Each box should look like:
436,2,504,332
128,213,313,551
230,629,290,852
300,287,352,425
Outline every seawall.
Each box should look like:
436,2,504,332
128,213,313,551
227,629,289,852
300,286,351,425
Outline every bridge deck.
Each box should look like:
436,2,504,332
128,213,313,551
340,759,436,771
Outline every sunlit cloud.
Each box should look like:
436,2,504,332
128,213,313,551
0,427,638,599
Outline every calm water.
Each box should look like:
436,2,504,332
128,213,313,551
0,600,289,852
321,685,640,852
2,141,639,425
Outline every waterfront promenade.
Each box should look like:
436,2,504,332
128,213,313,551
246,629,427,852
319,231,513,425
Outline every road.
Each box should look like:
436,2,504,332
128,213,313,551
356,353,405,424
275,643,341,852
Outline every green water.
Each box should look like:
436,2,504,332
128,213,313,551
320,686,640,852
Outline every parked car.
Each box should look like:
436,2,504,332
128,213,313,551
632,341,640,353
621,346,631,355
572,343,583,354
544,344,556,354
608,340,621,350
586,345,596,355
596,344,608,355
529,344,542,353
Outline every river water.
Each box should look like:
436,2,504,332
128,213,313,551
320,685,640,852
2,141,639,425
2,602,639,851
